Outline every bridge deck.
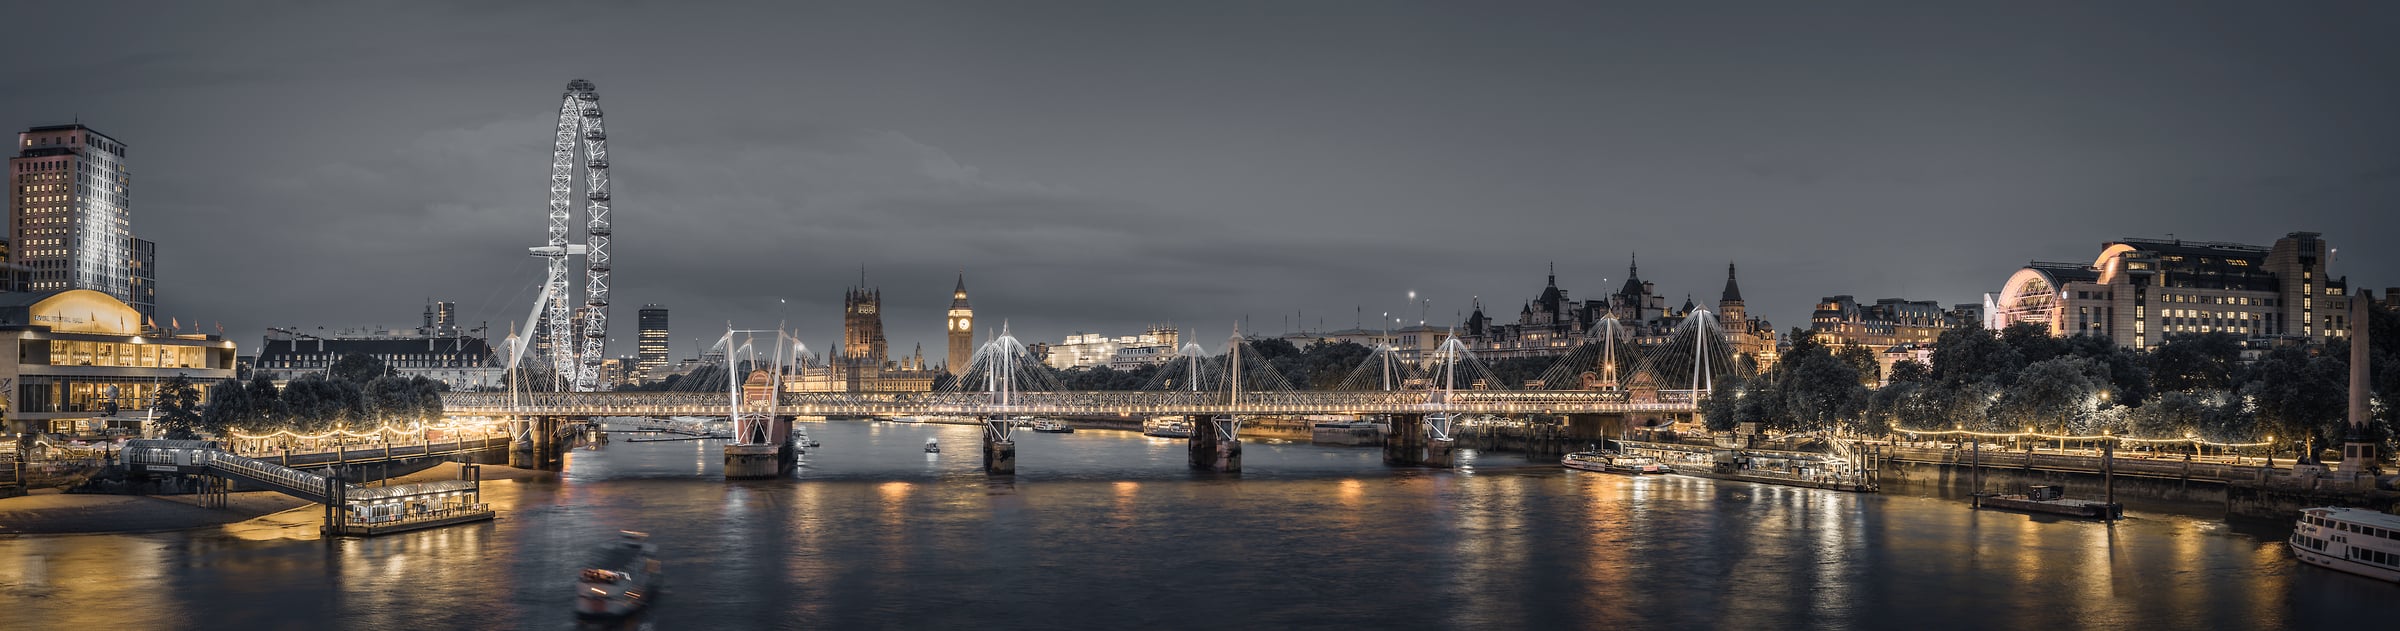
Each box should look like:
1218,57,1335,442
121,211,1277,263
442,390,1701,417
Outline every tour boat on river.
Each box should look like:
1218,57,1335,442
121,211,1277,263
574,531,663,620
2290,507,2400,583
924,437,941,453
1562,451,1669,475
1143,418,1194,438
1030,420,1074,434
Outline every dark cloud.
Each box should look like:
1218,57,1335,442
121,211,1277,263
2,1,2393,360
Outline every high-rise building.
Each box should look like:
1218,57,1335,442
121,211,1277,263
946,274,973,376
637,305,669,380
10,125,134,302
1987,232,2355,348
130,237,155,323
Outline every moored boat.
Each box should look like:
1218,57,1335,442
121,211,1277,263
575,531,663,620
1143,418,1194,438
1030,420,1075,433
2290,506,2400,583
1562,451,1670,475
1310,419,1383,446
1971,485,2121,520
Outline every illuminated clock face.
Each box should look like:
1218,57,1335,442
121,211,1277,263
953,318,969,331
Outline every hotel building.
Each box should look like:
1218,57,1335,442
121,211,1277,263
1986,232,2354,348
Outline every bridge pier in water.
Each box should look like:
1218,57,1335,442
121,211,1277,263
1382,414,1453,468
725,417,796,479
510,417,568,470
982,418,1016,476
1187,415,1241,472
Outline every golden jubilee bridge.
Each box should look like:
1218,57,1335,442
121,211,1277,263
463,316,1744,474
437,388,1700,419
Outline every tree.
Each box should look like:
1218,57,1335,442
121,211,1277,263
328,352,391,385
243,375,283,431
1698,371,1748,431
1779,346,1868,433
1930,323,2023,386
2150,332,2244,394
2000,322,2068,365
280,375,364,432
366,375,419,426
2130,392,2212,440
2063,333,2152,407
1995,357,2107,435
154,374,205,440
408,376,448,425
2240,345,2348,462
198,379,249,436
1888,359,1932,384
1836,345,1881,386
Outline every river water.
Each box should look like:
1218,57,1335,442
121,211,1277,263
0,421,2389,630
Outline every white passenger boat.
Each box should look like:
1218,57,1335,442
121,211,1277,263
1143,418,1194,438
1030,420,1074,433
924,437,941,453
574,531,663,620
2290,506,2400,583
1562,451,1669,475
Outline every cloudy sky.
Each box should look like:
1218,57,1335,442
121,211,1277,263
3,2,2393,361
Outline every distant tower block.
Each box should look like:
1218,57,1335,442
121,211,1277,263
948,273,974,377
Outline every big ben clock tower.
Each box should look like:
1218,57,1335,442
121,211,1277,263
946,273,974,377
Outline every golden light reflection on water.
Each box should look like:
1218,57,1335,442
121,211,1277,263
1449,473,1531,628
1111,481,1140,526
0,536,175,628
0,427,2347,628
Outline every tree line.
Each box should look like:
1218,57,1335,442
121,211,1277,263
1702,307,2398,463
155,353,450,440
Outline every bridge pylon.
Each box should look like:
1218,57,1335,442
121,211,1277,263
722,328,803,479
1187,326,1268,472
950,324,1055,476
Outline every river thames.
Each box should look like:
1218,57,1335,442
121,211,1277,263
1,421,2389,630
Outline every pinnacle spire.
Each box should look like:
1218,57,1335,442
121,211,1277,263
1720,261,1744,304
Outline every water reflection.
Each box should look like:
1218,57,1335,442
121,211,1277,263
0,421,2375,630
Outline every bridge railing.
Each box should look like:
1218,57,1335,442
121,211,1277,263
124,439,342,504
200,451,338,503
440,388,1700,415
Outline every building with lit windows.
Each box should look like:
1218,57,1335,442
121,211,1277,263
1986,232,2355,348
1043,326,1179,371
10,125,139,305
253,300,500,389
0,289,236,434
130,237,156,323
1810,296,1981,350
1459,260,1778,372
636,305,669,380
781,278,941,393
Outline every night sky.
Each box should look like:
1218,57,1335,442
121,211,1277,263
2,2,2393,361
